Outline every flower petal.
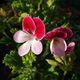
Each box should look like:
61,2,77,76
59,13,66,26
66,42,75,53
31,39,43,55
50,38,67,57
60,26,73,38
53,26,73,38
18,41,31,56
13,30,31,43
44,31,55,40
51,27,73,39
45,30,67,40
22,16,36,34
33,17,45,40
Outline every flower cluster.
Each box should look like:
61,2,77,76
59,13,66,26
13,16,75,57
45,27,75,57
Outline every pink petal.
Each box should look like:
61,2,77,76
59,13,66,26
18,41,31,56
66,42,75,53
22,16,36,34
31,39,43,55
13,30,31,43
50,38,67,57
33,17,45,40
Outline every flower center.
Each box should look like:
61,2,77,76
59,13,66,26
25,31,34,41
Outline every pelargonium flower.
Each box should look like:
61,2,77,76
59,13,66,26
45,27,75,57
13,16,45,56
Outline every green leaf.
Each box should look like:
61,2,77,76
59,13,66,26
18,13,29,22
47,0,55,7
21,13,29,18
0,19,6,32
7,17,19,25
3,50,23,73
0,8,6,16
0,37,11,44
46,59,58,67
10,28,18,34
22,51,36,67
3,50,36,80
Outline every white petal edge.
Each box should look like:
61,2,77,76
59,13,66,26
31,39,43,55
13,30,33,43
18,41,31,56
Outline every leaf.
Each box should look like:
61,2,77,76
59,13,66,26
3,50,36,80
0,8,6,16
18,13,29,22
3,50,23,73
12,66,36,80
22,51,36,67
8,17,19,25
0,37,11,44
0,19,6,32
21,13,29,18
47,0,55,7
46,59,58,67
70,52,76,61
10,28,18,34
54,55,63,64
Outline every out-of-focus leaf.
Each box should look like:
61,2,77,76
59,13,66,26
10,28,18,34
47,0,55,7
70,52,76,61
0,37,11,44
21,13,29,18
11,1,22,9
54,55,63,64
18,13,29,22
46,59,58,67
0,20,6,32
8,17,18,25
0,8,6,16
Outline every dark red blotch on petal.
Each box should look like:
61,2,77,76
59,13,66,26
55,31,67,39
44,31,56,40
22,16,36,34
59,27,73,38
45,26,73,40
33,17,45,40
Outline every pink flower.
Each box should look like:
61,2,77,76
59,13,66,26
45,27,75,57
13,16,45,56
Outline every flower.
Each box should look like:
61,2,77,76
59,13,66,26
13,16,45,56
45,26,75,57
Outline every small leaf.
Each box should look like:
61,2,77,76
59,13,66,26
10,28,18,34
21,13,29,18
46,59,58,67
47,0,55,7
54,55,63,64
